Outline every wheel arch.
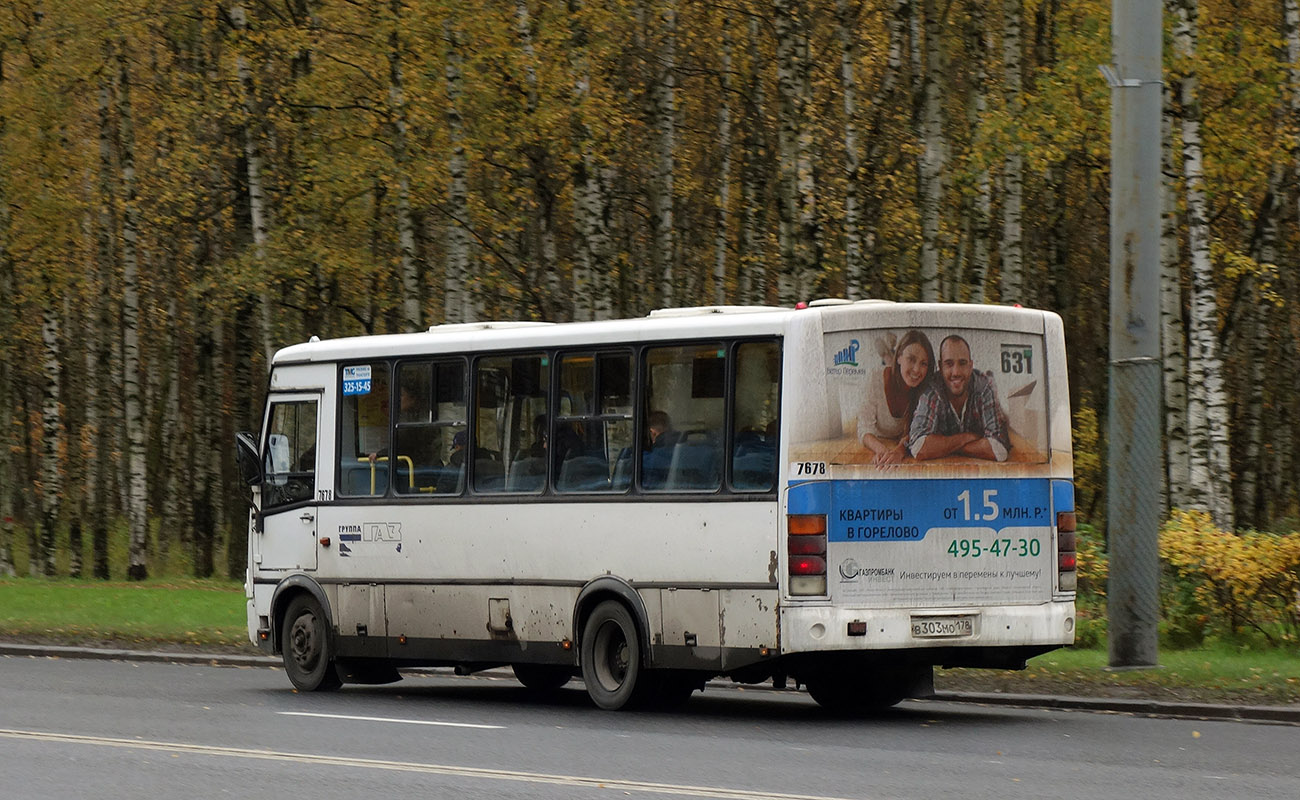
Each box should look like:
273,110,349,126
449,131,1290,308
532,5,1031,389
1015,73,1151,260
573,576,652,667
269,574,333,654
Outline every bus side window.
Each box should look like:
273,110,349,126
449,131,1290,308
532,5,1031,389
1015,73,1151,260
395,359,467,495
476,353,548,494
641,343,725,492
731,340,779,492
264,399,317,509
339,362,391,497
556,350,632,493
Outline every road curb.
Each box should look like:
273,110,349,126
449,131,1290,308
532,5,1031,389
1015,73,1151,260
924,691,1300,724
5,643,1297,724
0,643,279,669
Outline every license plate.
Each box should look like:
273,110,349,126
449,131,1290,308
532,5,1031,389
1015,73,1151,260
911,615,975,638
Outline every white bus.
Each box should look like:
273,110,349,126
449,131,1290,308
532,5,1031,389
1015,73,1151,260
236,300,1077,711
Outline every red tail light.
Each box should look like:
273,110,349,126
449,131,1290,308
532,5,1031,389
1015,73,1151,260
789,556,827,576
1057,511,1077,592
788,514,827,596
788,535,827,556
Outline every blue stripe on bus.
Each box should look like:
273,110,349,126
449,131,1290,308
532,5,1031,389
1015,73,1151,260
1051,479,1074,514
787,481,831,515
791,478,1053,542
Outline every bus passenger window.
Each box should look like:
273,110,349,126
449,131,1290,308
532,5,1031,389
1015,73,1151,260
556,351,632,493
476,353,548,493
731,340,780,492
641,344,725,491
263,400,317,509
339,362,391,496
395,360,467,495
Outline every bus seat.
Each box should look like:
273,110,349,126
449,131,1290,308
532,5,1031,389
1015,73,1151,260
611,448,633,490
344,464,389,496
506,457,546,492
436,463,465,494
665,441,721,490
734,430,772,457
557,455,609,492
732,451,775,491
474,457,505,492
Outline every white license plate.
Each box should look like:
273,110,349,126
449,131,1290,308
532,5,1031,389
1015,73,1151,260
911,615,975,638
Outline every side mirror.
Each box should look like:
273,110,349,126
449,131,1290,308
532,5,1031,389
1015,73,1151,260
235,431,265,534
235,431,264,486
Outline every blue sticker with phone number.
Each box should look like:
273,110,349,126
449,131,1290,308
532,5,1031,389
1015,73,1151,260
342,365,372,396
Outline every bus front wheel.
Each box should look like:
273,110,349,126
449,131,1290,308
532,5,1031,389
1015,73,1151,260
580,600,648,710
281,594,342,692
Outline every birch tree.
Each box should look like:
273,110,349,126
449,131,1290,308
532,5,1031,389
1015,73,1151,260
737,16,768,306
999,0,1025,303
1170,0,1233,530
0,119,14,576
388,0,422,331
37,285,61,576
443,19,471,324
713,17,734,305
1160,79,1190,511
514,0,564,319
773,0,818,303
117,40,151,579
837,0,865,299
861,0,909,300
648,0,678,307
91,47,118,580
918,0,947,301
228,4,274,364
964,0,993,303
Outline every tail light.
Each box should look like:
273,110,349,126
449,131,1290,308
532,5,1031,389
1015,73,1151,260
788,514,827,596
1057,510,1077,592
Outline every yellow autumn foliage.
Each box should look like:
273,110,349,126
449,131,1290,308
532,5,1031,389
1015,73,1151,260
1160,510,1300,643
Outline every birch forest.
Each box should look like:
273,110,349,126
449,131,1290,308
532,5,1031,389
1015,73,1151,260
1,0,1298,580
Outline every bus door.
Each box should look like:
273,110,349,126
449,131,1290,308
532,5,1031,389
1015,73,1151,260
256,392,322,572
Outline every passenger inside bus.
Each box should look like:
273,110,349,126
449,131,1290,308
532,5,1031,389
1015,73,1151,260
641,410,677,489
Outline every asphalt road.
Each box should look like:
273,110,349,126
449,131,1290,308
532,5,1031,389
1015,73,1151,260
2,655,1298,800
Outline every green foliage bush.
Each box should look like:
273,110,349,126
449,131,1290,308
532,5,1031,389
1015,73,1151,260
1160,510,1300,648
1075,511,1300,651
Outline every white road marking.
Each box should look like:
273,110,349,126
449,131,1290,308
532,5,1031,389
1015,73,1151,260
277,711,503,729
0,727,860,800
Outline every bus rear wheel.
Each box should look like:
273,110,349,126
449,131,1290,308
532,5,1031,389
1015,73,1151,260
282,594,342,692
581,600,650,710
803,672,908,713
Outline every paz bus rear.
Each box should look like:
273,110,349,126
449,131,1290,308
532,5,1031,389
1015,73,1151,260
779,302,1075,708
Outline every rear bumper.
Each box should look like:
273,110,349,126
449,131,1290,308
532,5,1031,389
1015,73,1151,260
780,600,1075,655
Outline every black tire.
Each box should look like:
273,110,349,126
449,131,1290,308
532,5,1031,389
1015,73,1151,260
512,663,573,691
580,600,649,710
281,594,342,692
804,673,906,713
648,671,700,710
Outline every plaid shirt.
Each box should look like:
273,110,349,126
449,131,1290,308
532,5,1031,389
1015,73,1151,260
906,371,1009,459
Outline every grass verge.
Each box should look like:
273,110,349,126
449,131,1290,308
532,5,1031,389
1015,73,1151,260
939,645,1300,706
0,577,251,651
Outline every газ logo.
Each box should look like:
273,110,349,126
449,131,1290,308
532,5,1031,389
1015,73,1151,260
833,339,860,367
839,558,862,580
